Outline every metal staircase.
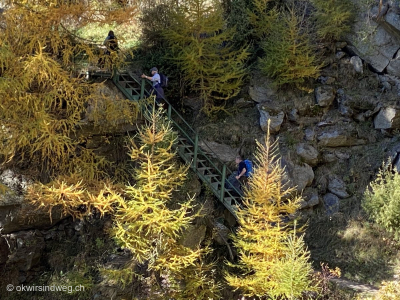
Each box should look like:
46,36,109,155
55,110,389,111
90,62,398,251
99,71,243,219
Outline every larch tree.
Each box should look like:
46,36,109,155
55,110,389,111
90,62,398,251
259,7,321,89
0,0,139,229
105,105,220,300
225,125,315,299
0,0,138,178
164,0,248,115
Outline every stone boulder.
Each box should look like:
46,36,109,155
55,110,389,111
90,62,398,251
315,86,336,107
296,143,319,166
387,50,400,77
0,169,66,234
336,89,354,117
257,105,284,134
328,175,350,199
303,188,320,208
374,107,400,129
346,4,400,74
283,159,314,192
198,140,238,163
317,130,366,147
249,75,277,103
180,224,207,250
387,143,400,172
2,230,45,272
350,56,363,74
304,128,316,141
293,95,315,116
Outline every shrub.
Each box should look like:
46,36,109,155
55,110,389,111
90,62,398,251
362,166,400,240
376,280,400,300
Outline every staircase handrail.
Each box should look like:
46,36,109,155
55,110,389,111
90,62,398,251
112,71,244,211
137,76,238,175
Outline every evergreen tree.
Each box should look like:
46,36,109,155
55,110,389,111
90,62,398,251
164,0,248,115
311,0,355,42
225,124,314,298
247,0,277,41
107,105,220,299
259,8,320,88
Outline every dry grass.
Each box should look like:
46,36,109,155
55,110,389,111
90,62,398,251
305,212,400,286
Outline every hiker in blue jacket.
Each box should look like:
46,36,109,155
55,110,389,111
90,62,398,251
141,67,164,102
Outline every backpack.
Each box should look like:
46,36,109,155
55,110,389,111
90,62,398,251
244,159,253,177
159,73,168,88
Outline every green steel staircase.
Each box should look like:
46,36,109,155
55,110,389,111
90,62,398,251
101,71,244,219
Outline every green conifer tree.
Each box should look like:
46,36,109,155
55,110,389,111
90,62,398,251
225,125,315,299
311,0,354,42
164,0,248,115
259,8,320,88
247,0,277,41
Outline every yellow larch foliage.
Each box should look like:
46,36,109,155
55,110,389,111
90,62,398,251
26,173,120,221
111,105,194,262
0,0,138,175
106,105,220,299
225,123,315,299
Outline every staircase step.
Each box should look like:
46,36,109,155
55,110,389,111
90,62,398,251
125,88,140,95
198,167,212,175
119,80,135,84
178,142,193,149
224,197,236,205
196,159,207,164
178,142,193,148
204,174,220,181
210,182,220,190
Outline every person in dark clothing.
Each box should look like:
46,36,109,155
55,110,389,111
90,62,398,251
235,155,247,183
224,155,248,198
104,30,119,54
235,154,251,193
98,30,119,68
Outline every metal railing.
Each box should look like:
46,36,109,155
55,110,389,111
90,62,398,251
110,71,244,218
